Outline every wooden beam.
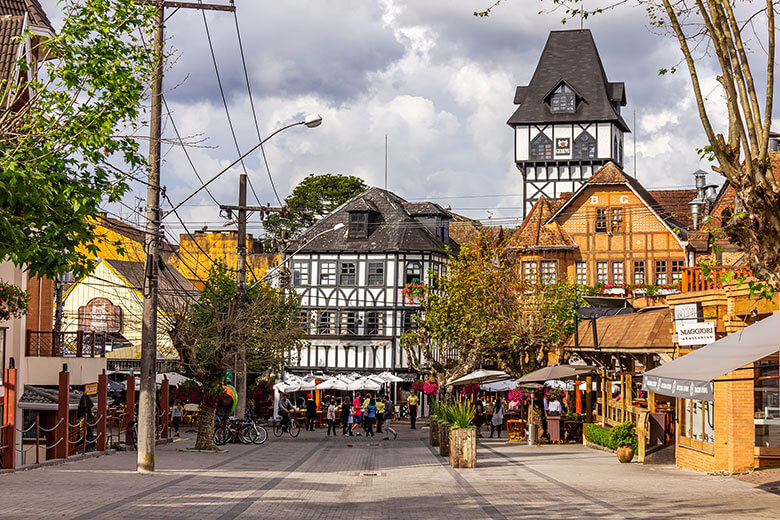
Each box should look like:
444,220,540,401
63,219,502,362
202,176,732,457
141,1,236,11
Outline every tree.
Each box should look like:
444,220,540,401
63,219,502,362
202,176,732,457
0,1,156,279
477,1,780,290
263,174,367,243
165,264,303,450
402,233,582,397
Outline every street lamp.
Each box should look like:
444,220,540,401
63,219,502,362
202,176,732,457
247,222,344,291
163,113,324,219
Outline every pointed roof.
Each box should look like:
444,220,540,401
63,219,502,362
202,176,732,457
507,196,576,250
507,29,629,131
294,187,455,254
0,0,52,28
547,161,690,241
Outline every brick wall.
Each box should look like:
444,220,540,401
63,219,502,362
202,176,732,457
677,445,715,472
714,368,755,473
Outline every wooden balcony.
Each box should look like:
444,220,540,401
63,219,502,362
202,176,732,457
26,330,107,357
681,266,752,293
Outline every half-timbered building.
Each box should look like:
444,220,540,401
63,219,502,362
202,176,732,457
508,29,630,217
285,187,462,377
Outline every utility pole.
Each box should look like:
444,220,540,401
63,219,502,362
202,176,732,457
220,190,282,418
139,0,235,474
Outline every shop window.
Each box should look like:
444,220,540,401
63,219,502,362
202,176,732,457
292,261,309,286
530,133,553,160
366,311,383,335
523,262,538,284
339,262,357,285
317,311,335,335
595,208,608,233
340,311,358,335
612,261,624,284
540,260,557,285
680,398,714,445
655,260,668,285
596,261,608,284
575,261,587,285
671,260,684,284
367,262,384,286
755,354,780,448
319,261,336,286
611,208,623,232
634,261,645,285
405,262,422,285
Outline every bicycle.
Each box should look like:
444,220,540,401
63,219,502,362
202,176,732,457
238,413,268,445
214,416,242,446
273,416,300,438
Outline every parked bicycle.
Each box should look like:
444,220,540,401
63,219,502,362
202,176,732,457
214,414,269,445
240,413,268,445
273,416,300,438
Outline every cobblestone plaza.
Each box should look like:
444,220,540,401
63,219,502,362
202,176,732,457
2,424,780,519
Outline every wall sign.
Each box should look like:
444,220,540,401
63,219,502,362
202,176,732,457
677,321,715,346
674,302,703,326
84,382,98,396
555,138,570,155
78,297,121,333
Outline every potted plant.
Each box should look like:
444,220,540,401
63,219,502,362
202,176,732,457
439,401,454,457
448,401,477,468
608,421,638,463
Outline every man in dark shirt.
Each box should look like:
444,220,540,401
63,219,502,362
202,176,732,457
279,393,294,431
305,393,317,431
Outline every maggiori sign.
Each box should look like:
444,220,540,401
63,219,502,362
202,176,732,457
677,321,715,347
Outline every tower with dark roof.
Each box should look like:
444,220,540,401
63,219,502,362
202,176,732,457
508,29,629,217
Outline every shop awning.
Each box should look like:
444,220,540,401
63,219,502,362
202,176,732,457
642,312,780,402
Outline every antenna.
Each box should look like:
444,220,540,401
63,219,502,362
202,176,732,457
633,110,637,178
384,134,388,191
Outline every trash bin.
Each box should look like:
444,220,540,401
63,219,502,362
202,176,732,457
527,423,536,445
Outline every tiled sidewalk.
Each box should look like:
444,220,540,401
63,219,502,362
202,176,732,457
1,424,779,519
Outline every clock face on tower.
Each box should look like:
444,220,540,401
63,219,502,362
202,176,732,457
555,138,570,155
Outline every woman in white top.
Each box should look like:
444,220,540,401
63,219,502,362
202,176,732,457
490,398,505,439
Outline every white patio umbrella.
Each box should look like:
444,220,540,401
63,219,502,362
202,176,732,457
378,371,404,383
481,379,520,392
156,372,190,387
348,377,381,392
450,369,510,386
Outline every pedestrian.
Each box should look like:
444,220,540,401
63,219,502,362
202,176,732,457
171,399,183,436
407,392,419,429
375,396,385,433
490,397,505,438
365,398,377,437
473,398,484,438
362,393,373,433
326,399,337,436
382,397,397,440
352,392,363,433
305,393,317,431
341,398,352,436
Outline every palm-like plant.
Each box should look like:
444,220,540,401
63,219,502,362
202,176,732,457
449,401,476,430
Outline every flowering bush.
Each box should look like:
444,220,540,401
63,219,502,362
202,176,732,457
508,387,536,404
402,282,428,304
0,281,29,322
543,386,565,402
422,377,439,395
459,383,480,396
411,379,425,392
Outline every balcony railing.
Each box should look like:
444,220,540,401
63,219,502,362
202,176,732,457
681,266,752,293
26,331,107,358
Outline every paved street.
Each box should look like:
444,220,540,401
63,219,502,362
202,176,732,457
2,423,780,519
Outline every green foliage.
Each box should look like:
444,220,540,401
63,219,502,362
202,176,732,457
608,421,638,448
585,423,614,449
438,399,457,425
448,401,476,430
0,0,157,278
263,174,367,242
0,281,29,321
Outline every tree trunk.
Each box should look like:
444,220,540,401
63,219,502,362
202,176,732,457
195,404,217,450
449,428,477,468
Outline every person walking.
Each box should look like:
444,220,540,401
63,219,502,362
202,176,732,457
375,396,385,434
407,392,419,429
490,397,505,438
305,393,317,431
341,398,352,436
473,398,485,438
171,399,183,437
364,398,377,437
352,392,363,434
382,397,397,440
326,399,337,436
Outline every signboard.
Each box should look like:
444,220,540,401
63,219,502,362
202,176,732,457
677,321,716,347
84,382,98,396
674,302,702,324
555,137,570,155
78,297,121,333
643,375,714,402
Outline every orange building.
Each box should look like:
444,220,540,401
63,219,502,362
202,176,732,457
507,161,695,292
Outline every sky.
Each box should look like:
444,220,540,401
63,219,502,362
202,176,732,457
42,0,775,237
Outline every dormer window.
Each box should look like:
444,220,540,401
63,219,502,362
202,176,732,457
348,212,368,238
550,84,576,113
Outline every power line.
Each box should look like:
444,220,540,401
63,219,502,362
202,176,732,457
232,8,283,207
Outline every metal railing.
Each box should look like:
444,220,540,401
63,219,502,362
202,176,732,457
26,331,108,358
681,266,752,293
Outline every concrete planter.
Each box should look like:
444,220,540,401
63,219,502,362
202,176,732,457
439,423,450,457
429,420,440,447
449,428,477,468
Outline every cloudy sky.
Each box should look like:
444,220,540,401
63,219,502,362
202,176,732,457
44,0,774,236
